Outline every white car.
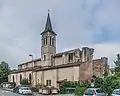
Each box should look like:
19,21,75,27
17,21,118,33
112,89,120,96
83,88,106,96
19,87,33,95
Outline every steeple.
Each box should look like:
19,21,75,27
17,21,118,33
41,10,56,35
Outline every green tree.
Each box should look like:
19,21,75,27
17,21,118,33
20,78,29,85
101,76,120,95
114,54,120,67
94,77,103,88
0,61,10,83
114,54,120,81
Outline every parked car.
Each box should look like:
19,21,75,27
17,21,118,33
112,89,120,96
19,87,33,95
13,85,20,93
13,85,32,95
83,88,106,96
8,85,14,89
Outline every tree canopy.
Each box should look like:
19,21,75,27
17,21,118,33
0,61,10,83
114,54,120,67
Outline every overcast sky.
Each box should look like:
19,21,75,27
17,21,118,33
0,0,120,69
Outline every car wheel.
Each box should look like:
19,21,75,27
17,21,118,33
22,92,24,95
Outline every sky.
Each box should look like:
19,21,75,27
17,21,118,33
0,0,120,69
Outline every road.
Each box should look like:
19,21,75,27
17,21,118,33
0,89,36,96
0,89,20,96
0,89,75,96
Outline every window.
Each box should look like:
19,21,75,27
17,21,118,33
113,90,120,95
46,80,51,86
43,38,45,45
68,53,73,63
13,76,15,82
38,79,39,83
50,36,51,45
84,89,94,95
52,38,54,46
96,89,104,93
46,37,47,45
29,73,32,84
44,55,46,61
20,74,22,83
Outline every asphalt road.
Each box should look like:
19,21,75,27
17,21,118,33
0,89,75,96
0,89,36,96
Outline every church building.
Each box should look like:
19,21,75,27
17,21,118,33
8,12,108,88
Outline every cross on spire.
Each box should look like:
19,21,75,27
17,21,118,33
48,9,50,13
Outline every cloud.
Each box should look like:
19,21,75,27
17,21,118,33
93,43,120,68
0,0,120,69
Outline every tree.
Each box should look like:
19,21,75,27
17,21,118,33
94,77,103,88
101,76,120,95
0,61,10,83
114,54,120,67
114,54,120,80
20,78,29,85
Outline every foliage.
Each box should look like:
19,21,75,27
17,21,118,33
20,78,29,85
75,86,87,95
114,54,120,67
59,80,88,94
101,76,120,95
114,54,120,81
94,77,103,88
0,61,10,83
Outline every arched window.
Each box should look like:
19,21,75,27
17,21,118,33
46,37,47,45
52,38,54,46
29,73,32,84
50,36,51,45
43,38,46,45
20,74,22,83
44,55,46,61
13,76,15,82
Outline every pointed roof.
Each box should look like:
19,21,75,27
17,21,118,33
45,12,53,31
41,11,57,35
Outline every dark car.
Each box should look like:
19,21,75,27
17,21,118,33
13,85,26,93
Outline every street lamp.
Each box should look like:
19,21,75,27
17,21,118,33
29,54,34,86
29,54,33,61
29,54,34,67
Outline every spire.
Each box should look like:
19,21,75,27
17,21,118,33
44,10,53,31
41,10,56,35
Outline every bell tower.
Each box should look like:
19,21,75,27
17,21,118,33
41,11,57,66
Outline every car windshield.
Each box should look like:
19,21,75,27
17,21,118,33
113,90,120,95
21,87,30,90
84,89,94,95
96,89,104,93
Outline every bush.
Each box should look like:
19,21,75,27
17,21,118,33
75,86,87,95
59,80,89,94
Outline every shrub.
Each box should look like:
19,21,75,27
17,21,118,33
75,86,87,95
